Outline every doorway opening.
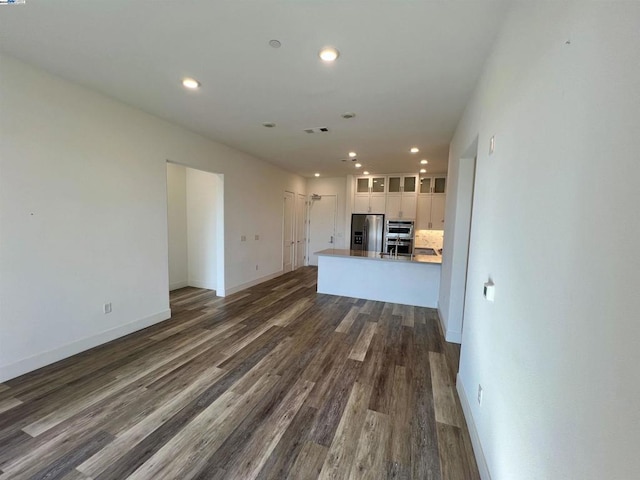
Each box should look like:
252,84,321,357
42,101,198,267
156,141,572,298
166,162,225,296
307,194,337,266
454,137,479,341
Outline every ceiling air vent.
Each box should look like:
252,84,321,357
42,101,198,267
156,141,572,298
304,127,330,134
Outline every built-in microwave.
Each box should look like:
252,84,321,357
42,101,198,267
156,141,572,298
385,220,414,238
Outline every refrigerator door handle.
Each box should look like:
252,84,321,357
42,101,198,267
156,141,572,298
364,218,369,252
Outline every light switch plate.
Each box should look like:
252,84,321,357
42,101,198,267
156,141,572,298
483,280,495,302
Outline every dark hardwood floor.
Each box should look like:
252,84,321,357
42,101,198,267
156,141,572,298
0,267,479,479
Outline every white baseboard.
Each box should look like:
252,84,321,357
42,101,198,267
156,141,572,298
437,307,462,344
187,280,217,290
169,280,189,291
445,329,462,344
224,270,284,296
0,309,171,383
457,374,492,480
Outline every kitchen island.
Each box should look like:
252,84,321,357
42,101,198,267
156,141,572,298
315,249,441,307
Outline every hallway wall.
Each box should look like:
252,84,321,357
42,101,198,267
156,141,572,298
443,3,640,478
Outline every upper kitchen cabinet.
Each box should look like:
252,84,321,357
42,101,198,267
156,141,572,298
386,174,417,219
420,174,446,194
417,174,447,230
387,175,417,194
354,175,386,214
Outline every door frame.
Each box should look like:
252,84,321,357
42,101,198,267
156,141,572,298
295,193,308,268
282,190,295,273
308,193,337,266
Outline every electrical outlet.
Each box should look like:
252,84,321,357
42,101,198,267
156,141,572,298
477,384,483,405
489,136,495,155
255,264,259,270
103,302,112,314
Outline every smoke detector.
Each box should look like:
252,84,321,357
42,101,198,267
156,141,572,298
341,112,356,119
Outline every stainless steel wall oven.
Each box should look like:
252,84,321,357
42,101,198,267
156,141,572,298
384,220,414,255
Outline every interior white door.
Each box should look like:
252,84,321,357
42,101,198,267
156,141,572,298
308,194,337,266
295,193,307,268
283,191,295,272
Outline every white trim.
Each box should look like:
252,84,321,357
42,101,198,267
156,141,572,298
457,374,491,480
438,307,462,344
0,310,171,383
169,280,189,291
445,329,462,344
187,279,217,291
223,270,284,296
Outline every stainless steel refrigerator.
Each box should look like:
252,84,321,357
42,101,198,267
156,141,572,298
350,214,385,253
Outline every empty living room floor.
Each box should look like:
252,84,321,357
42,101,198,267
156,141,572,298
0,267,479,479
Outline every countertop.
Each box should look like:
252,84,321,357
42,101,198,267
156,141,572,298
315,249,442,265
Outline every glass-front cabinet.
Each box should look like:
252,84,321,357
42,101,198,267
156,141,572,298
385,175,418,219
387,175,417,194
356,177,370,193
356,176,386,194
419,175,446,194
354,175,387,214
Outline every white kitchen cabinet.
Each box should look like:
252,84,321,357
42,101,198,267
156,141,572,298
386,174,417,219
430,195,446,229
353,194,370,214
369,194,386,214
420,175,446,194
354,175,386,214
416,196,432,230
386,193,417,219
417,174,447,230
388,175,417,194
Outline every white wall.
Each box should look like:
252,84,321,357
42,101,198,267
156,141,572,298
166,163,188,290
306,177,348,249
0,54,305,381
443,3,640,479
186,168,219,290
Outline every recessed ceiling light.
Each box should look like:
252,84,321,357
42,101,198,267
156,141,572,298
420,168,427,173
355,163,362,168
341,112,356,119
269,39,281,48
262,122,276,128
182,77,200,90
314,173,320,177
348,152,357,158
363,171,370,175
319,47,340,62
420,159,428,164
410,147,419,153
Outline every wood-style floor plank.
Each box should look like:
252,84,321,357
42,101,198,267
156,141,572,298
0,267,478,480
349,409,391,479
287,441,329,480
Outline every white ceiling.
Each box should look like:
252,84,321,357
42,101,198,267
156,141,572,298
0,1,509,177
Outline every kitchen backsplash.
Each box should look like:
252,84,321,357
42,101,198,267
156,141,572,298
414,229,444,249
